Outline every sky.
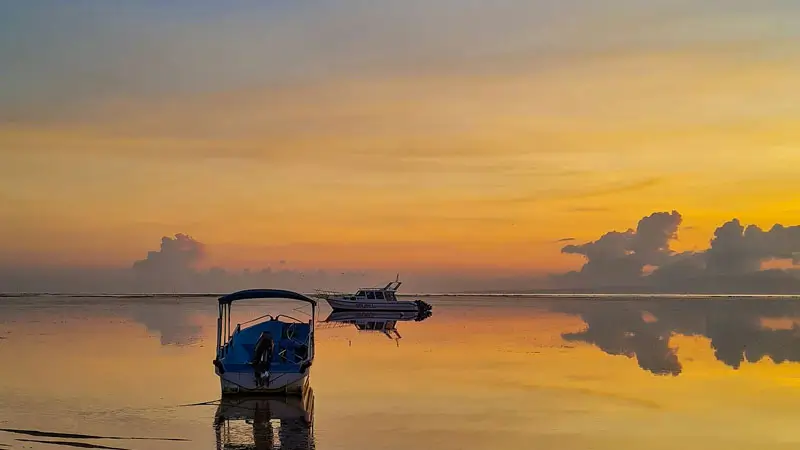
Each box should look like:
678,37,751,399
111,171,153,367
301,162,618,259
2,1,800,292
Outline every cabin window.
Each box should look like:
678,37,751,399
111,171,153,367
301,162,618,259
356,290,365,297
374,291,385,300
366,291,376,299
386,292,396,301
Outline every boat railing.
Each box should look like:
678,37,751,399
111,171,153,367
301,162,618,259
219,324,240,358
281,325,314,367
239,314,274,327
312,289,346,298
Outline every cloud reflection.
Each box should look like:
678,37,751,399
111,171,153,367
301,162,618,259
123,299,211,346
552,298,800,375
561,305,681,376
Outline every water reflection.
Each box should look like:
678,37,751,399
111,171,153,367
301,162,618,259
214,390,315,450
126,302,204,346
552,298,800,375
5,295,800,450
320,309,432,343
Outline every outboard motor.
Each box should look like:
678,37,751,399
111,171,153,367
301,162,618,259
415,309,433,321
251,332,274,387
414,300,433,321
414,300,432,312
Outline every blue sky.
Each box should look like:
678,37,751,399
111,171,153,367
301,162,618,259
4,1,800,121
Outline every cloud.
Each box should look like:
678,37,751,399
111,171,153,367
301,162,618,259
0,233,367,293
554,211,800,292
133,234,204,272
705,220,800,275
7,0,798,123
0,235,545,293
560,178,663,201
558,211,682,287
131,234,205,291
3,216,798,294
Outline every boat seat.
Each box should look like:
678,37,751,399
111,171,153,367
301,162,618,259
221,320,312,372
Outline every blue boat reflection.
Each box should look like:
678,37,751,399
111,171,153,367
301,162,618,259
213,388,314,450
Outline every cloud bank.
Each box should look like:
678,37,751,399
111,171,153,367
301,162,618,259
1,233,542,294
0,234,373,294
1,212,798,294
554,211,800,293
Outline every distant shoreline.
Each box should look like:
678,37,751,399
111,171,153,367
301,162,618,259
2,292,799,299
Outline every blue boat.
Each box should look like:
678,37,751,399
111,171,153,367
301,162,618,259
213,289,317,395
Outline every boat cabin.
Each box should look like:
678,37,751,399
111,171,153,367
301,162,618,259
352,280,402,301
353,288,397,301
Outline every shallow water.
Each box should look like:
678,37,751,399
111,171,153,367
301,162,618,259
2,295,800,449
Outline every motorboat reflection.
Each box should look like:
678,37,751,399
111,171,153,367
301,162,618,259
321,309,432,342
213,388,314,450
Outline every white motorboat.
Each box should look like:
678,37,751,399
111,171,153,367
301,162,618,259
313,276,432,313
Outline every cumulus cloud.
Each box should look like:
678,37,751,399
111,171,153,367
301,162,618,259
705,220,800,275
558,211,682,287
555,211,800,292
125,234,374,293
133,233,204,274
131,234,206,292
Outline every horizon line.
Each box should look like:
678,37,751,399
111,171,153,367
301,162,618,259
2,292,799,299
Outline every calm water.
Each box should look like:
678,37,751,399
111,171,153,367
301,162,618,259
2,295,800,449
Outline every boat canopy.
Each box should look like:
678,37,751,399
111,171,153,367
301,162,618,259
218,289,318,306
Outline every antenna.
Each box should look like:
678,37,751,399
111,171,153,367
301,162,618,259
385,273,402,291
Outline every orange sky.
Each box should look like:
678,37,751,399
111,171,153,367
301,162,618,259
1,3,800,274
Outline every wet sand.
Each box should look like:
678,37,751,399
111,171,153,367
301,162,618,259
2,295,800,449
